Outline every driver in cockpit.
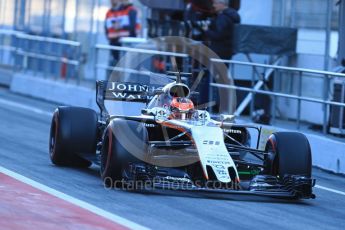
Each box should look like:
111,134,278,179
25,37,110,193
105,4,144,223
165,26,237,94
169,97,195,120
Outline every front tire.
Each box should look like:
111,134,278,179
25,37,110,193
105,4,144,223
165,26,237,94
265,132,312,178
49,106,98,167
100,119,148,187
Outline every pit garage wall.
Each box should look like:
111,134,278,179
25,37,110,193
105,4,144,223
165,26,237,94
339,0,345,65
233,1,339,126
273,28,339,126
231,1,325,125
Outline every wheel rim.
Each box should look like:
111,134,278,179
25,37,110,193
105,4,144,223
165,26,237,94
266,138,278,176
49,115,58,158
100,137,108,174
101,129,113,177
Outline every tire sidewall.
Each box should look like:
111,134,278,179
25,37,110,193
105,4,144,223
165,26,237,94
49,106,97,167
265,132,312,178
100,119,148,185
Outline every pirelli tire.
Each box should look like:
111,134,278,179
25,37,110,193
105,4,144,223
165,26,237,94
265,132,312,178
100,119,148,187
49,106,98,167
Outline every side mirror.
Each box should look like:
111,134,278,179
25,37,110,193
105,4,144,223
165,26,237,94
141,109,154,116
154,89,164,95
220,114,236,122
190,91,200,96
147,89,164,97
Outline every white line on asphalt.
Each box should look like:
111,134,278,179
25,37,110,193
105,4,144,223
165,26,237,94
0,166,149,230
315,185,345,196
0,98,52,117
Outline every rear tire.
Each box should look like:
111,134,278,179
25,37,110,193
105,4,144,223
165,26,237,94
100,119,148,187
49,106,98,167
265,132,312,178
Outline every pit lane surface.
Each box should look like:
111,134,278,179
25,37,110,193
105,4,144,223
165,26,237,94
0,87,344,230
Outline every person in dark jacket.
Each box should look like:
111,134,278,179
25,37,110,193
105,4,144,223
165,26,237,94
190,0,240,113
204,0,240,59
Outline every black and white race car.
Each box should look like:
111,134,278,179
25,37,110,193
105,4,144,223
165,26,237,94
49,73,315,199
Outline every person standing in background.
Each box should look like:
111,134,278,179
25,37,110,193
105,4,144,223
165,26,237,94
105,0,123,64
120,0,141,38
190,0,240,113
105,0,141,65
204,0,240,60
205,0,240,113
191,0,240,61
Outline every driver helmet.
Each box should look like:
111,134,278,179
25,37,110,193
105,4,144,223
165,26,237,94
169,97,195,120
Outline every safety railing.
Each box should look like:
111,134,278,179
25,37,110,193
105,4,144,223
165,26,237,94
0,29,82,83
93,44,345,135
2,30,345,135
94,43,190,81
210,59,345,134
0,29,17,67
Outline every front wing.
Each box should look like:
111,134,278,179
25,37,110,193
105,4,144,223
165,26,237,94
124,164,316,200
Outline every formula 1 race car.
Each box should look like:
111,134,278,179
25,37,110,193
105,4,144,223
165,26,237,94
49,72,315,200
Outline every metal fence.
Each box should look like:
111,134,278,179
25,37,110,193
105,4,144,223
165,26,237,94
0,29,82,83
0,29,16,67
1,29,345,135
93,45,345,135
94,43,190,81
210,59,345,134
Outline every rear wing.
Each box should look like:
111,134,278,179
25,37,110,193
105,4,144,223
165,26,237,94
96,81,160,119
